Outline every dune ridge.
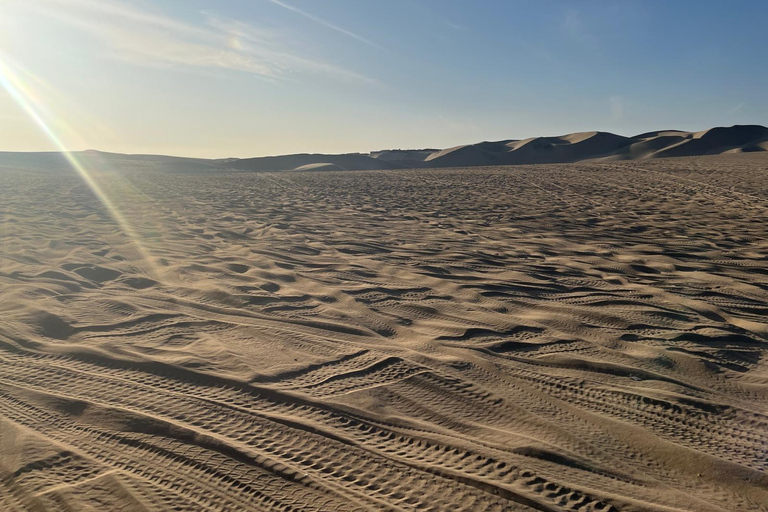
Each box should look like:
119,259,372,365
1,152,767,510
1,124,766,173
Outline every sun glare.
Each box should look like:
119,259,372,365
0,55,161,280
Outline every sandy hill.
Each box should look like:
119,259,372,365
417,126,767,168
0,150,226,173
1,125,765,173
422,132,630,168
651,124,768,158
228,152,404,172
368,148,438,168
291,162,345,172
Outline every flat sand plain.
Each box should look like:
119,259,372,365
1,154,767,511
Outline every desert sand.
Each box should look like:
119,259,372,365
1,153,768,511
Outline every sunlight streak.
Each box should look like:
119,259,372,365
0,56,160,279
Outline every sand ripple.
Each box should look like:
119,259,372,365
1,154,767,511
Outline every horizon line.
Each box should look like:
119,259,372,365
0,123,764,161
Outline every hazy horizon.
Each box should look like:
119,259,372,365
4,123,767,161
2,0,767,158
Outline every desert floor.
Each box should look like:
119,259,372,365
1,154,767,511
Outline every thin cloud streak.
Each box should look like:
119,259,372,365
266,0,384,50
5,0,374,83
728,102,745,115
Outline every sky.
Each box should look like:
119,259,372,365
1,0,767,158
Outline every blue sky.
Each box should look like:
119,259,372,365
1,0,766,157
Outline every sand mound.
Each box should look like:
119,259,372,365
744,140,768,151
2,153,767,510
229,152,402,172
647,125,768,159
424,143,501,166
403,126,766,169
0,150,231,174
292,162,345,171
421,131,632,167
369,148,437,162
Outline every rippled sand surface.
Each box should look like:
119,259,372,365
1,154,767,511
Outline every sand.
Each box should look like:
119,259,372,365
419,126,768,169
1,153,767,511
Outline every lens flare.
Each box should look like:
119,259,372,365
0,56,160,280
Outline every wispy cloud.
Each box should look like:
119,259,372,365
728,102,745,115
265,0,383,50
5,0,373,83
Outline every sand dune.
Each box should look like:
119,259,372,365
0,150,226,174
229,152,403,172
2,125,765,174
420,126,767,168
1,153,767,511
292,163,345,172
368,149,438,167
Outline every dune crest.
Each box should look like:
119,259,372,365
2,124,765,173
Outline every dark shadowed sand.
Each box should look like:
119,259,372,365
1,154,767,511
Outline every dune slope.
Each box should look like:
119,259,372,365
2,125,765,174
229,152,403,172
418,126,768,168
1,153,768,511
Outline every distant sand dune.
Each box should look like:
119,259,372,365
229,152,399,172
421,126,767,168
292,162,345,171
1,153,767,511
4,124,764,173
